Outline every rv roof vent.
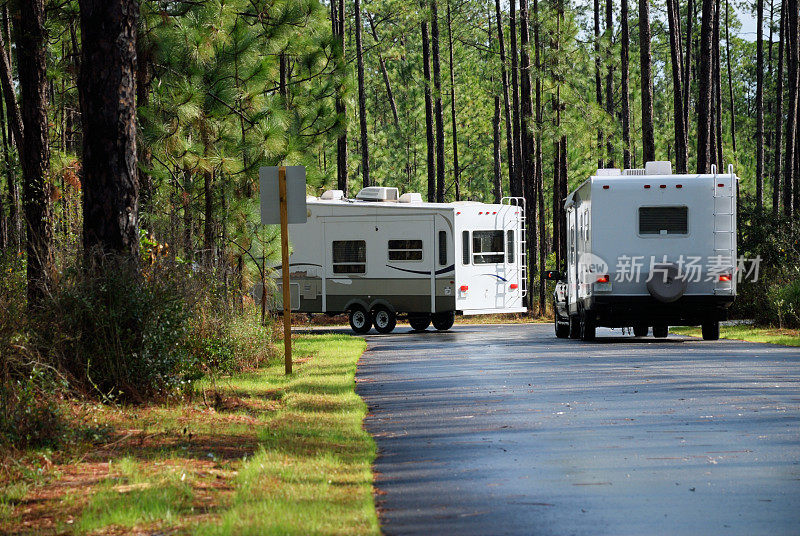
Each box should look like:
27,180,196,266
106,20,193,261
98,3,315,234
596,168,621,176
320,189,345,200
644,161,673,175
623,168,646,176
356,186,399,202
399,192,423,203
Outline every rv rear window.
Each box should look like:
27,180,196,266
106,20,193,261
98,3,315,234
332,240,366,273
639,206,688,235
506,230,515,263
462,231,470,264
438,231,447,265
388,239,423,261
473,230,505,264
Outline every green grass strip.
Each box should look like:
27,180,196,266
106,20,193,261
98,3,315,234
672,325,800,346
194,334,378,536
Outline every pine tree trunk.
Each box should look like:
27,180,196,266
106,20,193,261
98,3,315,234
684,0,694,134
756,0,764,208
0,62,19,254
421,3,436,202
697,0,715,172
621,0,632,169
713,1,723,167
493,95,502,203
667,0,688,172
366,12,400,129
79,0,139,260
534,0,546,311
520,0,537,305
605,0,614,167
774,0,786,215
333,0,348,194
446,0,460,200
639,0,656,163
725,0,737,156
17,0,53,302
494,0,515,194
509,0,523,197
594,0,603,169
785,0,799,216
552,0,563,265
431,0,446,202
354,0,370,188
0,25,22,154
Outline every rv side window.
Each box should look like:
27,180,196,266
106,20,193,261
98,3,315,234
462,231,470,264
388,239,423,261
473,230,505,264
506,230,515,263
639,206,688,235
332,240,366,273
438,231,447,265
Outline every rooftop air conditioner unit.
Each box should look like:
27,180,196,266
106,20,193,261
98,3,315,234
399,192,423,203
320,189,345,200
356,187,399,202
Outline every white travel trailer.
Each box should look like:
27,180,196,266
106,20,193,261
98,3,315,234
547,161,737,341
275,186,527,333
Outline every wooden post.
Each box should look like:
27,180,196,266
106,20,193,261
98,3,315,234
278,166,292,374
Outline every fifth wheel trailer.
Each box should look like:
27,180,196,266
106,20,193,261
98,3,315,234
271,186,527,334
547,161,737,341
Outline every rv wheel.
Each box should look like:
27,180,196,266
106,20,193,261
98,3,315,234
348,306,372,334
580,309,596,341
653,325,669,338
372,306,397,334
701,321,720,340
633,324,649,337
408,314,432,332
568,316,581,339
555,315,570,338
432,311,455,331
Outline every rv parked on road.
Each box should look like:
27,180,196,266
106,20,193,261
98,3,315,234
271,186,527,334
546,161,737,341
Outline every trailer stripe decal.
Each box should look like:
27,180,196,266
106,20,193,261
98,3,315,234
482,273,508,282
385,264,455,276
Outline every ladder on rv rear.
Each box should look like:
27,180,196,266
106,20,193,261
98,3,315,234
712,164,736,294
501,197,527,298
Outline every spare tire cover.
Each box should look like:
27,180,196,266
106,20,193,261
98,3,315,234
646,263,687,303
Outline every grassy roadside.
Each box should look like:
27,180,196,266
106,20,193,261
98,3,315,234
0,333,378,535
672,325,800,346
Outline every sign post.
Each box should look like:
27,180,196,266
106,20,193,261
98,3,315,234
278,166,292,374
259,165,307,375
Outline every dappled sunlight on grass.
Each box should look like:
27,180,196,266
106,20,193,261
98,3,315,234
672,325,800,346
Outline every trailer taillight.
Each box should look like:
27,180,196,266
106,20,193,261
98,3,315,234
596,275,610,283
509,284,518,290
719,274,731,282
660,184,667,189
602,185,609,189
676,184,682,188
644,185,651,189
460,285,469,292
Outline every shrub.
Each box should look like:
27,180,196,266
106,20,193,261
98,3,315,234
43,256,193,402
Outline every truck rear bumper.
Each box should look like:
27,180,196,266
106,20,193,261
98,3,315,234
584,295,734,327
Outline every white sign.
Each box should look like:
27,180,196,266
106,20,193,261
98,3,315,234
259,166,307,224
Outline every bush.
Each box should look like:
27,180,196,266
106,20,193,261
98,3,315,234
0,252,66,449
43,256,193,402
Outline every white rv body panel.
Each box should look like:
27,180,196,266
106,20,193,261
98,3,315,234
559,164,737,330
275,194,526,317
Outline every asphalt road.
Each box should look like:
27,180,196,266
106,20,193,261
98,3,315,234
355,324,800,536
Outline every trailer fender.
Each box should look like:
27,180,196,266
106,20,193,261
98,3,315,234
343,299,370,314
367,298,395,314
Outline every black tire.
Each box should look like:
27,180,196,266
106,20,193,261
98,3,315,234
568,315,581,339
348,306,372,334
371,306,397,334
432,311,455,331
702,321,720,340
633,324,649,337
408,314,431,332
580,309,596,341
555,316,570,338
653,325,669,338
